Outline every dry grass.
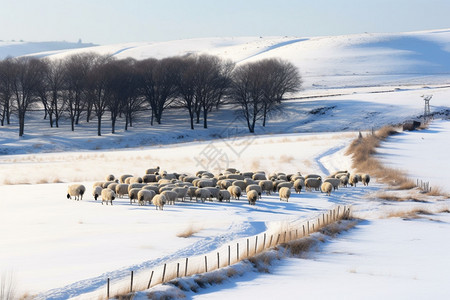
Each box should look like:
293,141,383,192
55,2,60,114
176,224,202,238
427,186,450,197
278,155,294,164
385,208,434,219
1,272,16,300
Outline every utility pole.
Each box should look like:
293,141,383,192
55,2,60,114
421,95,432,121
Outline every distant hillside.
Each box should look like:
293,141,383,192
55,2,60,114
2,29,450,90
0,41,97,59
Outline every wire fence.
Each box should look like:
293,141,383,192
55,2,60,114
416,179,431,193
103,204,352,298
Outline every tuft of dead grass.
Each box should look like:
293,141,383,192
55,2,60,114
176,225,202,238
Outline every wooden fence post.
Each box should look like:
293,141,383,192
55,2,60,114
205,256,208,272
284,231,287,243
312,223,315,232
263,233,266,250
269,235,273,247
107,278,110,299
162,263,167,283
254,236,258,254
185,258,188,277
237,243,240,261
228,245,231,266
303,225,305,236
147,270,154,289
217,252,220,269
307,221,310,235
177,263,180,278
247,239,249,257
130,270,134,293
296,229,298,239
337,206,340,219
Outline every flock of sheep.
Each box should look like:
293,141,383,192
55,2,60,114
66,167,370,210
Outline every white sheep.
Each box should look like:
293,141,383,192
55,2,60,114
227,185,242,200
101,188,116,205
183,176,200,183
349,174,361,187
119,174,133,184
218,190,231,202
172,186,189,201
161,190,177,205
305,174,322,180
279,186,291,202
252,173,267,181
187,186,198,201
324,178,340,191
258,180,274,195
143,174,158,183
197,179,216,188
340,176,349,187
232,180,247,191
128,176,143,184
305,177,322,191
241,172,254,179
321,182,333,196
362,174,371,186
67,184,86,201
128,183,145,192
138,189,156,206
101,181,116,188
115,183,129,198
205,187,220,200
195,188,212,202
142,185,159,194
105,174,115,182
293,178,304,193
247,190,258,205
107,182,118,193
152,194,166,210
145,166,160,175
92,186,102,201
246,184,262,199
277,181,293,192
128,188,141,204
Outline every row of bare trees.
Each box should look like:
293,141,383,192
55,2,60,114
0,53,301,137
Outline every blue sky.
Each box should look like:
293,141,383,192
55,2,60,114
0,0,449,45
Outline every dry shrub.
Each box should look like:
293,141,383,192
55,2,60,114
37,178,49,184
385,207,434,219
427,186,450,198
282,236,317,256
320,220,359,237
176,225,202,238
278,155,294,164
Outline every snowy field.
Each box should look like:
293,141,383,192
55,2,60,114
0,29,450,299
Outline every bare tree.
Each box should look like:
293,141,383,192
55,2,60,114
0,58,14,126
9,57,46,137
63,53,93,131
230,62,265,133
136,57,180,125
260,58,302,126
230,59,301,133
192,54,233,129
176,56,198,129
85,54,114,136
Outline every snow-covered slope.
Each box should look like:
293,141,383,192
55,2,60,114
0,41,96,59
22,29,450,90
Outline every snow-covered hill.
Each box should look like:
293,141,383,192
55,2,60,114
0,41,96,60
13,28,450,90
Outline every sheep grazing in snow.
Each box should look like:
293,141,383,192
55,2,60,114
115,184,129,198
340,176,349,187
276,181,293,192
205,186,220,200
247,190,258,205
305,177,322,191
362,174,370,186
187,186,198,201
161,190,178,205
227,185,242,200
218,190,231,202
142,184,159,194
137,189,156,206
232,180,247,191
152,194,166,210
293,178,304,193
128,183,145,192
246,184,262,199
321,182,333,196
128,176,143,184
101,188,116,205
119,174,133,184
143,174,158,183
195,188,212,202
252,173,267,181
92,186,103,201
128,188,141,204
67,184,86,201
305,174,322,180
102,181,116,188
258,180,274,195
172,186,189,201
279,186,291,202
145,166,160,175
324,178,340,191
105,174,115,182
349,174,361,187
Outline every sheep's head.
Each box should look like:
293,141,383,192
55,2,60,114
66,193,71,199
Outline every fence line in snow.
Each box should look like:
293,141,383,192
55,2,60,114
104,204,352,298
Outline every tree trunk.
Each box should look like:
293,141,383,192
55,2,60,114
97,115,102,136
203,108,208,129
18,111,25,137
